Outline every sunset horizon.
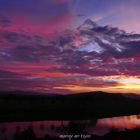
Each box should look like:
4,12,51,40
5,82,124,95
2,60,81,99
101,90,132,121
0,0,139,95
1,1,140,139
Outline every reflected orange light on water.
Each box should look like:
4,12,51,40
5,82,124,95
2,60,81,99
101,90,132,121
90,114,140,136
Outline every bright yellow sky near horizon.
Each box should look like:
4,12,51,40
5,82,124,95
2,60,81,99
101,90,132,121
54,75,140,94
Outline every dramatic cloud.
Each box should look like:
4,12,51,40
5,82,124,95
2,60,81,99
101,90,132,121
0,17,140,94
0,0,140,94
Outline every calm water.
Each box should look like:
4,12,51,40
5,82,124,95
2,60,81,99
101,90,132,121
0,114,140,139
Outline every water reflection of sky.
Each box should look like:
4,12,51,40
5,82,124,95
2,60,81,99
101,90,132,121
90,114,140,136
1,114,140,139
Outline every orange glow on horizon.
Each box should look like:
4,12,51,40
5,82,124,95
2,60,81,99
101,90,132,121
54,82,140,94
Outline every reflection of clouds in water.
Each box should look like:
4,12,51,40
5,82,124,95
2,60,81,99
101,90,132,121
91,114,140,136
0,121,69,139
1,115,140,139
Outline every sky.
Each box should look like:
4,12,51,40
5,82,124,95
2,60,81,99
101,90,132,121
0,0,140,94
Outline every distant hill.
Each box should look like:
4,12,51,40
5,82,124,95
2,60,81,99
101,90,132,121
66,91,125,100
0,91,140,121
1,90,139,99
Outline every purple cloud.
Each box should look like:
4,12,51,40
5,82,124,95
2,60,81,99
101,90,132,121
0,19,140,93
